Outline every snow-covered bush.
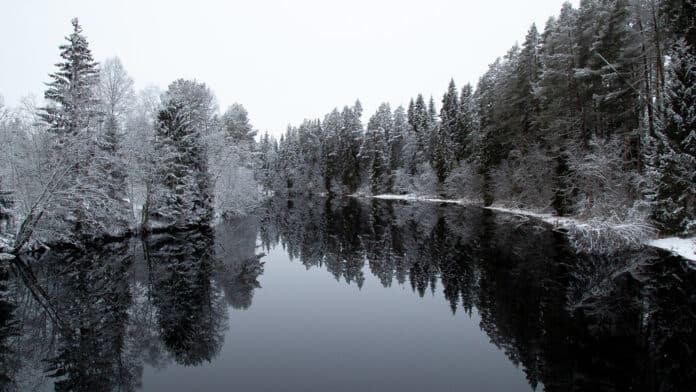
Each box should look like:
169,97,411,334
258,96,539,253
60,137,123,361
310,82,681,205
392,163,438,196
568,137,636,220
491,145,554,210
443,161,482,201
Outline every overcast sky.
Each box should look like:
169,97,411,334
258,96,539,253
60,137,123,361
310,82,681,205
1,0,578,137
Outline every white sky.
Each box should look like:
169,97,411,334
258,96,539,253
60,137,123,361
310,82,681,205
1,0,578,137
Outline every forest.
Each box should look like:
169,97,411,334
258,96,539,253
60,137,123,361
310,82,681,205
0,0,695,257
263,0,695,240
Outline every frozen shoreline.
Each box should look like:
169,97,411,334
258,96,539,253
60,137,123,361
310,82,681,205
362,194,696,262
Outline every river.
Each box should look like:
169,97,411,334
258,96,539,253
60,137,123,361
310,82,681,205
0,197,694,391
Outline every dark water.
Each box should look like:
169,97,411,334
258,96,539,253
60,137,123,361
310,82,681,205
1,198,695,391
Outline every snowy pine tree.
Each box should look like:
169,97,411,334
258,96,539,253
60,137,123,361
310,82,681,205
650,40,696,234
16,18,131,249
147,80,214,229
39,18,101,141
95,113,129,226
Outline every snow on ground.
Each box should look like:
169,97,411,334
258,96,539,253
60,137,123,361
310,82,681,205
361,194,696,262
648,237,696,262
370,194,470,205
487,207,696,261
484,206,581,227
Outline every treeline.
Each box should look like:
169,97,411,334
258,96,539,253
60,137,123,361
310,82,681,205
263,0,695,236
0,19,261,252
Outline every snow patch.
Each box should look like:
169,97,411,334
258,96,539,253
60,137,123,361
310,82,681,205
369,194,473,205
648,237,696,262
485,206,580,227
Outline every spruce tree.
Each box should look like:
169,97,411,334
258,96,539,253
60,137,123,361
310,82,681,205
435,79,459,183
222,103,256,144
537,4,580,215
148,80,214,229
391,105,408,170
95,113,129,224
455,84,476,162
514,24,541,144
40,18,101,142
30,18,132,242
650,40,696,234
409,94,430,164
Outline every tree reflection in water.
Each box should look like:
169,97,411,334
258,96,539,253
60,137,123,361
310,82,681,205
258,197,696,392
0,197,694,391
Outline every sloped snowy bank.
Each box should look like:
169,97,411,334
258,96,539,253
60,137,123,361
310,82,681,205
648,237,696,262
360,194,696,262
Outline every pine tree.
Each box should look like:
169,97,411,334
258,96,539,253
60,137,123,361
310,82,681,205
391,105,408,170
514,24,541,145
337,102,363,193
650,40,696,234
222,103,256,144
435,79,459,183
95,113,129,224
359,127,389,194
148,80,214,229
659,0,696,48
408,94,430,164
455,84,476,162
256,132,275,193
321,109,342,193
367,103,395,191
591,0,641,145
39,18,101,142
537,4,580,215
476,58,507,206
25,18,132,243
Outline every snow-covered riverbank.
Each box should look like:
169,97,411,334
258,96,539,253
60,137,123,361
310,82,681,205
361,194,696,262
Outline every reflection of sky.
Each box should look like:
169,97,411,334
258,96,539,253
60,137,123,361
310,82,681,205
141,244,532,392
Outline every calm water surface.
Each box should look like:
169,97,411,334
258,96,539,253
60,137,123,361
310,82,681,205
1,198,694,391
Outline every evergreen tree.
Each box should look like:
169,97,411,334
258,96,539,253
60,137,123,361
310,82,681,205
256,132,275,193
650,40,696,234
427,96,439,164
95,113,129,224
321,109,342,193
435,79,459,183
514,24,541,145
222,103,256,144
455,84,476,162
408,94,430,164
366,103,395,191
39,18,102,142
28,18,131,243
590,0,641,147
390,105,408,170
148,81,214,229
659,0,696,48
537,4,580,215
337,102,363,193
359,127,389,194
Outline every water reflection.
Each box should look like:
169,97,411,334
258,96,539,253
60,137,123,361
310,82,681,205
257,197,696,391
2,219,262,391
0,198,694,391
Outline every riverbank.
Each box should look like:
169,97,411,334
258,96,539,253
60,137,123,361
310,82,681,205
359,194,696,262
